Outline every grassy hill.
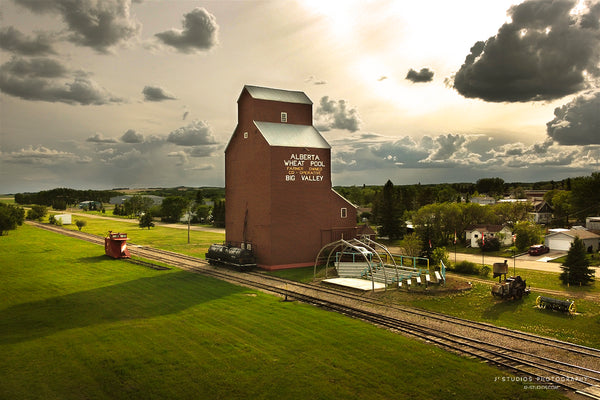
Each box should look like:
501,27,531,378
0,224,564,399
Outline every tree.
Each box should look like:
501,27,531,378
212,200,225,228
560,236,595,286
26,205,47,221
160,196,190,223
401,232,422,257
75,220,86,231
513,221,542,251
373,180,404,239
476,177,505,197
0,204,25,235
571,173,600,221
139,213,155,229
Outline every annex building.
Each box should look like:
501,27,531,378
225,85,358,270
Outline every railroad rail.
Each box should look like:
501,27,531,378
28,221,600,399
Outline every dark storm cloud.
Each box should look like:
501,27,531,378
315,96,361,132
14,0,140,53
405,68,434,83
0,57,122,105
0,56,67,78
546,90,600,145
453,0,600,102
142,85,176,102
155,7,219,53
0,26,56,55
167,120,217,146
121,129,144,143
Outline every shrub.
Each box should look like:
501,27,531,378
453,260,480,275
480,265,491,277
75,220,87,231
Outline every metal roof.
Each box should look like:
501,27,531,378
244,85,312,105
254,121,330,149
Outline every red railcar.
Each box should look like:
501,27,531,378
105,231,131,258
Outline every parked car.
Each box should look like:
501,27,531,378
528,244,549,256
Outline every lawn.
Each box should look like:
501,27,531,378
0,224,566,400
276,267,600,349
49,215,224,259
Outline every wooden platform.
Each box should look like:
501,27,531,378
322,278,386,291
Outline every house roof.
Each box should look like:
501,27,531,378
466,224,509,233
254,121,330,149
546,229,600,240
244,85,312,105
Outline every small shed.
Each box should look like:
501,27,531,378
54,214,72,225
105,231,131,258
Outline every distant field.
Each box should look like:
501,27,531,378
0,224,565,400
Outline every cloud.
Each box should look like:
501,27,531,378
167,120,218,146
305,75,327,85
3,145,79,165
167,151,189,166
87,133,117,143
0,26,56,55
546,90,600,145
142,85,176,102
315,96,361,132
405,68,434,83
329,130,599,175
14,0,141,53
0,56,122,105
155,7,219,53
121,129,144,143
453,0,600,102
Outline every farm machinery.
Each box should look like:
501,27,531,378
491,260,530,300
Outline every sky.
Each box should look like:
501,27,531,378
1,0,599,193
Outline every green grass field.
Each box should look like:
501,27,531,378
0,224,567,400
278,266,600,349
51,215,224,259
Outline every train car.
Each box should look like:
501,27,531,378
105,231,131,259
205,243,256,270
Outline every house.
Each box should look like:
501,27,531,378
78,200,102,209
465,225,513,248
470,196,496,205
586,217,600,231
525,190,548,204
530,200,553,224
225,85,357,270
545,228,600,252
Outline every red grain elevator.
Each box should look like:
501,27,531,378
225,85,357,270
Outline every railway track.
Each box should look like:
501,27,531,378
28,221,600,399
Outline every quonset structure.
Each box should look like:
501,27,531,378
225,85,357,270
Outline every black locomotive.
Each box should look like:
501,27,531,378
205,243,256,270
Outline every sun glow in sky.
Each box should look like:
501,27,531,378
1,0,599,192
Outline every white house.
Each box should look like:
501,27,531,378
545,228,600,252
465,225,513,248
470,196,496,205
586,217,600,231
